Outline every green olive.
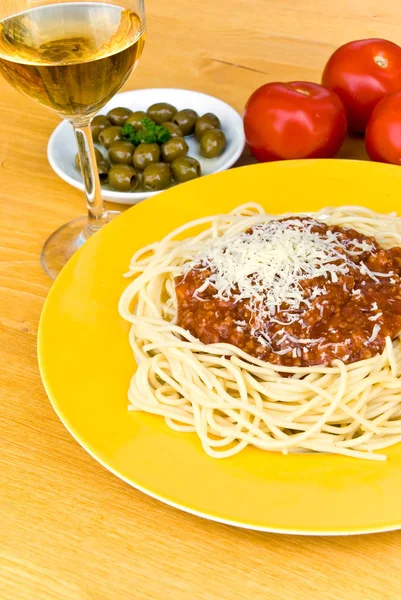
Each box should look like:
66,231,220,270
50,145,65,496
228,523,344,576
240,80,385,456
143,163,172,191
126,110,148,130
97,159,111,183
98,126,123,149
75,147,104,170
132,143,161,171
108,165,139,192
107,106,133,126
147,103,177,124
200,129,226,158
75,149,110,183
108,140,135,165
171,156,201,183
162,121,184,138
172,109,198,136
161,136,188,162
195,113,221,140
91,115,111,142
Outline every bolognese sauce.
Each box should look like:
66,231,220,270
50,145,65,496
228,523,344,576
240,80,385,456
175,217,401,367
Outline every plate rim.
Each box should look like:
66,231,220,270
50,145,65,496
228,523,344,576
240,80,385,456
38,159,401,536
36,373,401,536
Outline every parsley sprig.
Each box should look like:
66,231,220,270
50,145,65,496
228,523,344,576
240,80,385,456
121,117,171,145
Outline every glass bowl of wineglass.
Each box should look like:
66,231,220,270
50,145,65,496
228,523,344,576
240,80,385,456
0,0,146,279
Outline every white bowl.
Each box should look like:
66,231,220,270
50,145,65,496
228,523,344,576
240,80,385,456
47,88,246,205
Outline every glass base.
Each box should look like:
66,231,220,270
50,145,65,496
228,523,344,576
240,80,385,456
41,211,119,280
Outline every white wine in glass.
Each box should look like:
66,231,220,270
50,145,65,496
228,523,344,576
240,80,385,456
0,0,146,278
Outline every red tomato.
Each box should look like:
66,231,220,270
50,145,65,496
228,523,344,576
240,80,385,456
365,91,401,164
322,38,401,133
243,81,347,162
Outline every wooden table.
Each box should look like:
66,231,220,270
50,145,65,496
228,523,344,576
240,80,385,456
1,1,401,598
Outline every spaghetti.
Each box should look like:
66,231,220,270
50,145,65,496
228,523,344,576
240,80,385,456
119,204,401,460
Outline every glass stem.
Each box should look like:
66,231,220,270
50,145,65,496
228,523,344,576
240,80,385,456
73,124,108,235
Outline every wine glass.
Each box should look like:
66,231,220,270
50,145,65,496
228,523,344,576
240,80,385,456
0,0,146,278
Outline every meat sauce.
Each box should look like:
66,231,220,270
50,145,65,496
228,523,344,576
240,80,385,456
175,219,401,367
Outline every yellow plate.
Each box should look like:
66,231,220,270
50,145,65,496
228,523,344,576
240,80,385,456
38,159,401,535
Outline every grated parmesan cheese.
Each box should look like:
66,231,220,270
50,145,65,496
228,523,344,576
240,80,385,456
368,324,381,343
185,217,385,347
369,312,382,321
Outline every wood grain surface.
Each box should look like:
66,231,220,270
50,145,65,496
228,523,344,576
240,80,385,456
1,1,400,598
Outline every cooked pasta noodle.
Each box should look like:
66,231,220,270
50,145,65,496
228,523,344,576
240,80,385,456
119,204,401,460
